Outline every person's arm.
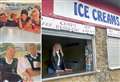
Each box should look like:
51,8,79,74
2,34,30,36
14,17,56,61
18,18,23,29
26,61,41,77
33,25,40,33
61,56,66,70
17,57,32,81
21,71,32,81
61,56,72,72
25,58,41,77
51,55,57,71
26,68,40,77
52,55,65,73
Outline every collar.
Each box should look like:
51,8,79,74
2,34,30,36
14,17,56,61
30,54,38,59
5,57,13,64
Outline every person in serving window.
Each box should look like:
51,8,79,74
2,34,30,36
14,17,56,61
48,43,72,75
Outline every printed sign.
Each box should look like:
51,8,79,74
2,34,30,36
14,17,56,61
107,29,120,38
54,0,120,29
42,16,95,35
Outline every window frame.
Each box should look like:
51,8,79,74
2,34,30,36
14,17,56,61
107,36,120,70
42,28,97,81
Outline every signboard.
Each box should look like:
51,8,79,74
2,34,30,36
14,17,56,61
107,29,120,38
42,16,95,35
54,0,120,29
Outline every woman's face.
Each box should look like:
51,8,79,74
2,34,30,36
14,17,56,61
54,44,61,52
21,14,28,21
12,14,17,20
6,47,16,59
31,9,39,21
27,45,37,56
1,14,8,22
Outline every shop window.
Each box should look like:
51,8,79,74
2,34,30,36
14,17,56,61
107,37,120,69
42,35,95,79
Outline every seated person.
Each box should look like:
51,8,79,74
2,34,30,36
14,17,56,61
0,46,18,73
17,44,41,81
31,6,40,33
0,13,18,27
22,17,33,32
0,46,22,82
32,6,40,26
48,43,72,75
23,17,39,33
19,9,29,29
8,13,19,27
0,13,9,27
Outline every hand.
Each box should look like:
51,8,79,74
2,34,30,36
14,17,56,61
23,75,32,82
23,79,33,82
64,68,72,72
56,70,64,73
22,72,32,82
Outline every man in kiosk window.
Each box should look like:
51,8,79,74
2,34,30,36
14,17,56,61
48,43,72,75
17,43,41,81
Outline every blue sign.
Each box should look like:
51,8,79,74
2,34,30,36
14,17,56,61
74,2,120,27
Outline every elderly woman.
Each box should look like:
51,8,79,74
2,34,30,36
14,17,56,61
48,43,72,75
0,46,22,82
17,43,41,82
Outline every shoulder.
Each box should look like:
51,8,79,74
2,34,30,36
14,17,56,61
0,57,5,62
0,57,5,60
25,54,31,58
18,56,27,63
18,56,30,66
13,58,18,62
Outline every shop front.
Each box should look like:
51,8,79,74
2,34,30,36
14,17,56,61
42,16,96,81
42,0,120,82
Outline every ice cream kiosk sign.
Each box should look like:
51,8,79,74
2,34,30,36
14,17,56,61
54,0,120,29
